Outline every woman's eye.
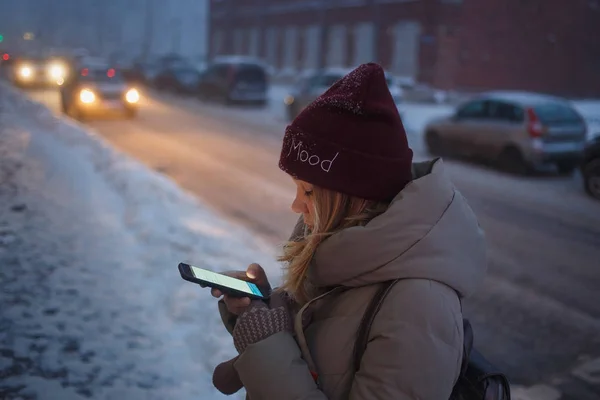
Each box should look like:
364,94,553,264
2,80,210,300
304,190,313,197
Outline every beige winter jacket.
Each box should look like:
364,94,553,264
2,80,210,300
220,158,487,400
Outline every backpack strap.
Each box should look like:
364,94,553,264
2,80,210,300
352,281,510,400
353,279,470,374
461,318,474,376
352,279,400,372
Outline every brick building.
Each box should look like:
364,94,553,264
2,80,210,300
209,0,600,97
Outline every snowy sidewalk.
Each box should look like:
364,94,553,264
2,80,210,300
0,84,278,400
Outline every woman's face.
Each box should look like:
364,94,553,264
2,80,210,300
291,179,315,228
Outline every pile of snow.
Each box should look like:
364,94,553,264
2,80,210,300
0,82,282,400
267,83,457,131
397,102,455,136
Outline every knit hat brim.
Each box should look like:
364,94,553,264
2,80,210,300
279,124,413,202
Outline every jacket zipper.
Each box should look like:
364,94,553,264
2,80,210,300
294,286,347,386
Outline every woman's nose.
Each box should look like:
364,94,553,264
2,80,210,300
291,197,306,214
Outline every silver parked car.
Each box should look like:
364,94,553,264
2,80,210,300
284,68,403,121
424,91,587,174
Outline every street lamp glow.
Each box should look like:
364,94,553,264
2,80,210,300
284,95,295,106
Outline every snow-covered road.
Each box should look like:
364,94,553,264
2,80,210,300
0,85,278,399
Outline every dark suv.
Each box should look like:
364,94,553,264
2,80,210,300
197,56,268,105
581,135,600,200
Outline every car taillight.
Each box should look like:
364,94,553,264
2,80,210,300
107,68,115,78
526,108,545,138
81,68,88,76
2,53,9,61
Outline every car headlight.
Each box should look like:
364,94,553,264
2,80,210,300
125,88,140,104
19,65,33,78
79,89,96,104
48,63,67,79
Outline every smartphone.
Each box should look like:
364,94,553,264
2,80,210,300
178,263,268,300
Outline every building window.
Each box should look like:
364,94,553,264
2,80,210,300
390,20,421,78
233,28,244,55
327,24,347,68
303,25,321,70
248,27,260,57
212,29,224,56
265,27,279,70
352,22,375,66
283,26,299,71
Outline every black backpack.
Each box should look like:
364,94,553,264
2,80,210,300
353,279,511,400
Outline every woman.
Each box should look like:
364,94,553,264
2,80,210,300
211,63,487,399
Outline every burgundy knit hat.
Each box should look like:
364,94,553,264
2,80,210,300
278,63,413,202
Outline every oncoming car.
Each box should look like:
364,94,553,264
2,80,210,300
60,61,140,120
12,55,69,88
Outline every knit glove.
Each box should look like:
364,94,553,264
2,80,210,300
212,291,295,395
232,298,293,354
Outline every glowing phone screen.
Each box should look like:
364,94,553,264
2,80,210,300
190,266,263,296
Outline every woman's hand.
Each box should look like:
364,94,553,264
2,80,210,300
211,263,271,315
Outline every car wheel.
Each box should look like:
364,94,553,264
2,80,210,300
556,161,577,175
425,130,448,156
498,146,530,175
583,158,600,200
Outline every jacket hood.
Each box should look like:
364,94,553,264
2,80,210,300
309,158,487,298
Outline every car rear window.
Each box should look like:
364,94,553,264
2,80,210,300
534,103,582,124
21,57,47,62
17,57,48,66
175,69,198,80
80,67,124,83
235,64,266,82
167,60,193,70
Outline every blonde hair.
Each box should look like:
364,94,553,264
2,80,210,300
278,187,389,305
